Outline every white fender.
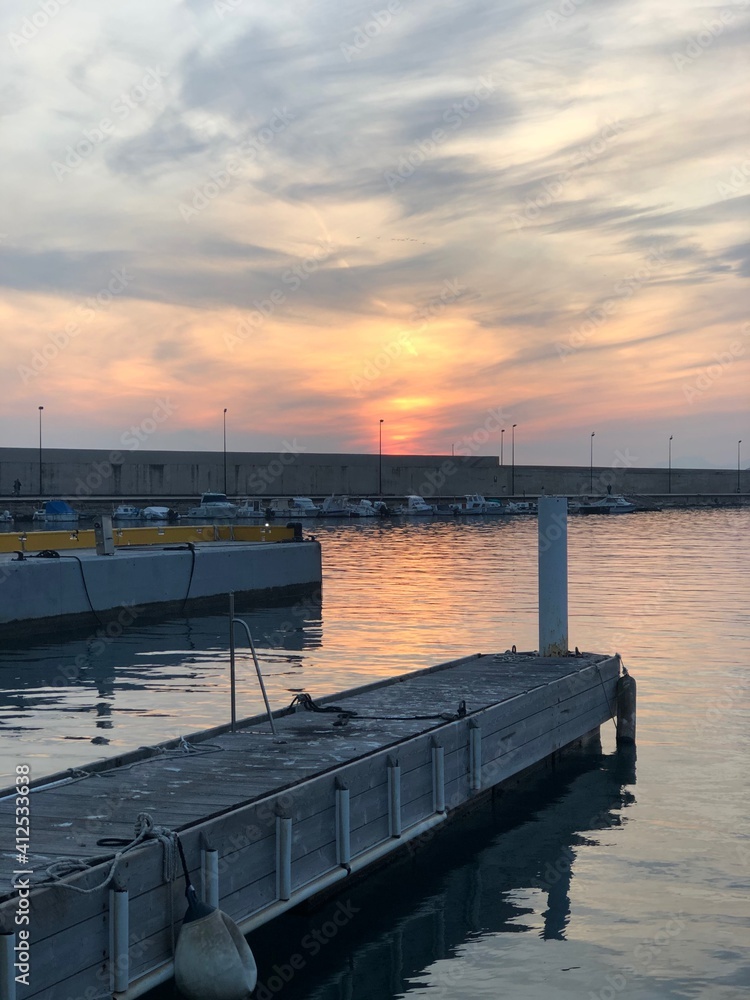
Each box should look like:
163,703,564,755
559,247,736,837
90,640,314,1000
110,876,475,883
175,907,257,1000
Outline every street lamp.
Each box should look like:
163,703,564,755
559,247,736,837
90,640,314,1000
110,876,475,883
590,431,595,492
511,424,517,495
668,435,673,494
223,408,228,494
738,439,743,494
500,428,504,466
38,406,44,496
379,419,384,495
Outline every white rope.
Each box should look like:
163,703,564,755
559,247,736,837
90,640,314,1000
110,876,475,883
39,812,180,893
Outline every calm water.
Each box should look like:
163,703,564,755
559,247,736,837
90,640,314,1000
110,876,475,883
1,510,748,999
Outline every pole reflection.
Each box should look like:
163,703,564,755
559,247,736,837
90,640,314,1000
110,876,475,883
240,743,637,1000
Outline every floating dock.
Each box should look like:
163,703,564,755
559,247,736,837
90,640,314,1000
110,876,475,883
0,524,321,637
0,648,623,1000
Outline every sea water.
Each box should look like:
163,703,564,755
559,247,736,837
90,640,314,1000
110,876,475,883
0,509,747,998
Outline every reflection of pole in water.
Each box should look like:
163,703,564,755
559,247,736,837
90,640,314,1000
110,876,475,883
256,748,637,1000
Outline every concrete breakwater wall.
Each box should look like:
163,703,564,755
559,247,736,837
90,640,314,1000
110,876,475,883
0,447,746,499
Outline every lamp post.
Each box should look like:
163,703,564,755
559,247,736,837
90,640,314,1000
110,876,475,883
738,439,743,494
378,419,384,495
511,423,517,495
668,435,673,494
38,405,44,496
223,408,228,494
590,431,595,492
500,428,504,466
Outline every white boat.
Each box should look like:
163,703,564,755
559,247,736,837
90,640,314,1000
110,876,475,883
394,495,437,516
319,495,350,518
449,494,510,515
347,499,379,518
32,499,79,523
235,499,271,520
112,504,141,520
505,500,537,515
142,506,176,521
0,510,12,523
268,497,321,518
186,492,237,519
578,495,636,515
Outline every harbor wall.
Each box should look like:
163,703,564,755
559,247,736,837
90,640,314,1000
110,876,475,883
0,447,746,499
0,540,322,635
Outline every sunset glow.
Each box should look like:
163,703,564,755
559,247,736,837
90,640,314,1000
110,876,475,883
1,1,748,468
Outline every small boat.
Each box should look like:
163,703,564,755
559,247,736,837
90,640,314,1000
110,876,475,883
235,499,272,520
504,500,537,515
319,495,350,518
347,499,379,518
186,493,237,519
450,493,511,515
112,504,141,520
142,506,178,521
32,499,79,523
394,495,437,516
578,495,636,515
268,497,321,518
0,510,12,523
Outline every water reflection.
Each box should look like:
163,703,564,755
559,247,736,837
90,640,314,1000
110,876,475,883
0,595,322,779
197,744,637,1000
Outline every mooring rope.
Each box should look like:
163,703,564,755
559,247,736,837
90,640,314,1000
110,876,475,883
38,812,181,894
595,659,619,730
287,691,466,723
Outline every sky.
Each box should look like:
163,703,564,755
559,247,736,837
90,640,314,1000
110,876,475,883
1,0,748,469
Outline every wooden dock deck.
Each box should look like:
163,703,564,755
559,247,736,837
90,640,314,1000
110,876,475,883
0,649,621,1000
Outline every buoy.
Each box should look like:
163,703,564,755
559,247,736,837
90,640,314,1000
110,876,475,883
615,668,637,745
173,840,257,1000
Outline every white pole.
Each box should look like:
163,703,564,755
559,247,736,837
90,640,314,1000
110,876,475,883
201,847,219,909
0,933,16,1000
538,496,568,656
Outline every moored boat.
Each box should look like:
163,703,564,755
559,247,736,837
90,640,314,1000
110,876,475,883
186,492,237,519
235,499,272,520
142,506,178,521
394,495,437,515
578,495,636,515
112,504,141,520
450,493,512,515
32,499,79,523
268,497,321,518
319,495,350,517
347,498,379,517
